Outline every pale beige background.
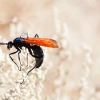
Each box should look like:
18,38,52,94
0,0,100,100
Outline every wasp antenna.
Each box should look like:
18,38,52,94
0,43,8,45
34,34,39,38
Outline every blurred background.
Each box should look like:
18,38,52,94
0,0,100,100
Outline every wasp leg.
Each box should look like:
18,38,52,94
25,32,29,38
28,47,41,58
20,32,29,38
26,48,42,75
34,34,39,38
27,66,35,75
27,48,36,75
9,50,19,70
26,53,28,67
17,49,22,70
24,52,28,67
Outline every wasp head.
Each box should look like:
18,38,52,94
7,41,13,50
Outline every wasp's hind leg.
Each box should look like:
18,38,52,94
26,48,40,75
26,48,36,75
26,47,43,75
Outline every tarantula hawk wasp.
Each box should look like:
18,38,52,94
0,33,58,75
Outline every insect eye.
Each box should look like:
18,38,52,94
7,41,13,50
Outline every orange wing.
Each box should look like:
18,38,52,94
24,38,59,48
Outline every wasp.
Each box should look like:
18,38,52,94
0,33,58,75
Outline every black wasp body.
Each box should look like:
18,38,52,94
7,34,44,75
